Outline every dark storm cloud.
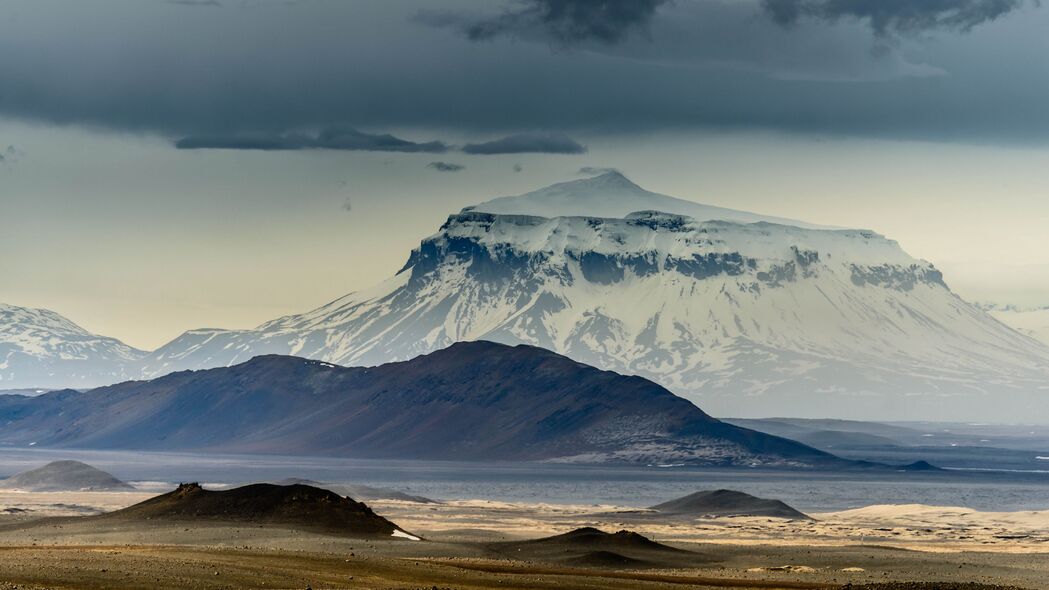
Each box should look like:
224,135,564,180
175,129,449,153
0,1,1046,145
428,161,466,172
762,0,1027,35
462,133,587,154
422,0,671,46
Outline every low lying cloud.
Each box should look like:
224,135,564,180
175,128,448,153
463,132,587,155
175,129,588,157
762,0,1027,35
423,0,671,46
428,161,465,172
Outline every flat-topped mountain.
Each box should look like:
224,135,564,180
0,460,134,492
7,173,1049,420
125,173,1049,421
0,342,846,467
650,489,810,520
103,482,406,537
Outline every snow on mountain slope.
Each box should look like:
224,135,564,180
469,171,832,230
0,304,145,389
13,173,1049,420
134,175,1049,421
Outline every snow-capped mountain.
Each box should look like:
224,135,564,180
135,172,1049,421
0,304,145,389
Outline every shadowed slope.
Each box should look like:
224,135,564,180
0,341,850,467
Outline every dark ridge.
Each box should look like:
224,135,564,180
488,526,714,569
524,527,687,553
102,482,406,537
898,460,943,472
0,341,853,467
650,489,810,520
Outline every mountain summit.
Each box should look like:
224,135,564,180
468,171,829,229
128,174,1049,420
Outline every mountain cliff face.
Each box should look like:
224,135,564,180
0,342,844,467
133,174,1049,420
0,304,145,389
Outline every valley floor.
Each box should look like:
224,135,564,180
0,491,1046,589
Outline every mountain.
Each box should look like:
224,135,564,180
272,478,438,504
101,482,408,537
10,173,1049,420
130,172,1049,421
0,341,847,467
649,489,810,519
0,460,134,492
0,304,145,390
490,526,704,569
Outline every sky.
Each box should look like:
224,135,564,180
1,0,1048,350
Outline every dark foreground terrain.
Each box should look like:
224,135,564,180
0,510,1043,589
0,539,1035,590
0,481,1043,589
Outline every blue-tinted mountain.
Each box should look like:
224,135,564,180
0,341,846,467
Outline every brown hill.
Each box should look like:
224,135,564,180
650,489,810,520
488,527,712,569
102,482,409,538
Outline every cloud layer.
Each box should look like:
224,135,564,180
175,128,449,153
428,161,466,172
462,132,587,154
428,0,670,45
762,0,1026,35
0,0,1045,145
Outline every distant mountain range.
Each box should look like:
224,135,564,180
4,172,1049,420
0,303,144,389
981,304,1049,346
0,341,848,467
